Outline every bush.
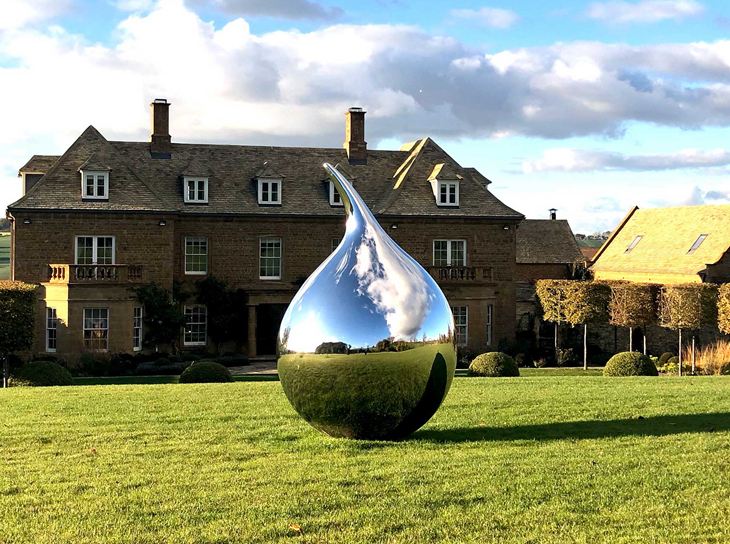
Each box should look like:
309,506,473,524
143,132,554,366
658,352,674,366
603,352,658,377
533,357,549,368
556,348,576,367
215,355,250,367
179,353,198,362
469,352,520,377
11,360,73,387
135,361,190,376
457,347,480,369
179,362,233,383
154,357,171,367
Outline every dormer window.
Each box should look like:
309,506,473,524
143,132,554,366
81,170,109,200
184,177,208,204
258,179,281,205
624,235,643,254
687,234,708,255
438,181,459,206
329,181,343,207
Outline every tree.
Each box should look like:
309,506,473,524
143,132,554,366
0,281,37,387
718,284,730,335
563,281,611,370
658,283,718,375
535,279,572,360
195,276,247,353
609,283,658,354
134,282,186,353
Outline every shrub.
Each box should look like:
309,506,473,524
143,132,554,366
179,353,198,362
215,355,250,367
660,356,691,375
457,347,480,369
658,352,674,366
533,357,549,368
679,341,730,375
179,362,233,383
556,348,576,367
153,357,171,367
135,361,190,376
603,352,658,377
469,352,520,377
11,360,73,387
0,281,37,386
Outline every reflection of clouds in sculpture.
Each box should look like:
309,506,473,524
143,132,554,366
353,222,430,340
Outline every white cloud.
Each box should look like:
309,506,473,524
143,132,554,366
190,0,343,20
585,0,704,24
450,7,520,29
0,0,73,29
523,148,730,173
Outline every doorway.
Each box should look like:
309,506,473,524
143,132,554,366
256,304,289,356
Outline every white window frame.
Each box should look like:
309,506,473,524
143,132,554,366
184,236,208,276
83,308,109,352
437,180,459,207
331,236,341,253
259,236,282,280
183,177,208,204
80,170,109,200
184,305,207,346
329,181,343,207
487,304,493,346
433,239,467,266
75,236,116,265
452,306,468,346
258,178,282,205
46,307,58,353
133,306,143,351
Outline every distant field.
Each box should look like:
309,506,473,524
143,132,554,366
0,232,9,280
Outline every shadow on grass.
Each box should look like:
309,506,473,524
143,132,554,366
411,412,730,443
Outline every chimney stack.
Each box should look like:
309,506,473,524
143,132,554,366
549,208,557,220
344,107,367,164
150,98,171,158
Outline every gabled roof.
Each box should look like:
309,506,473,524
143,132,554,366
9,128,523,220
516,219,583,264
590,204,730,278
18,155,61,175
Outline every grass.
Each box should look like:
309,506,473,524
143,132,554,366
2,376,730,543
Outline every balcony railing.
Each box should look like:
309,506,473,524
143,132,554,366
48,264,144,284
427,266,493,283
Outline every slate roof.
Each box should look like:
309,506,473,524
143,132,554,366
9,126,523,220
591,204,730,277
18,155,61,175
516,219,583,264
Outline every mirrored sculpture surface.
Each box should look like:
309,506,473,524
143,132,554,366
277,163,457,440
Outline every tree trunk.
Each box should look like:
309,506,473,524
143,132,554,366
584,323,588,371
678,328,683,377
3,355,8,389
629,327,633,352
554,322,559,362
692,336,696,375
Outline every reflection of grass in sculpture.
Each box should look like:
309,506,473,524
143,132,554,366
278,344,456,439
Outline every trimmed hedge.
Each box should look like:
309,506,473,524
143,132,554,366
179,362,233,383
658,352,674,366
11,360,73,387
469,352,520,377
215,355,250,367
603,352,658,377
136,361,191,376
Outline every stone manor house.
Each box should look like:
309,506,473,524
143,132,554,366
8,99,580,358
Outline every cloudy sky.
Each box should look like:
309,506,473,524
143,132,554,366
2,0,730,233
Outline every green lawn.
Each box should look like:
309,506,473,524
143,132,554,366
2,376,730,543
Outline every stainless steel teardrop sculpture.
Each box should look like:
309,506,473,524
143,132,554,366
276,163,457,440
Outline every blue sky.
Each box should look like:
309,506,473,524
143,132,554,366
2,0,730,232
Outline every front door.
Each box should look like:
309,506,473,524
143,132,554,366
256,304,289,356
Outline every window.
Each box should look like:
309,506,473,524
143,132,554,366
433,240,466,266
258,179,281,205
80,170,109,200
331,236,341,253
329,182,343,206
624,235,643,254
185,236,208,275
183,177,208,204
452,306,468,346
46,308,57,352
76,236,115,265
687,234,708,255
486,304,493,346
83,308,109,351
260,237,282,279
133,307,143,351
184,305,207,346
438,181,459,206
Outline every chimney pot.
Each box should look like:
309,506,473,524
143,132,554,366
344,107,367,164
549,208,557,220
150,98,172,158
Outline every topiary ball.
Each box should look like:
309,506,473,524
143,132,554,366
469,352,520,377
179,362,233,384
658,352,674,366
603,352,658,377
11,360,73,387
